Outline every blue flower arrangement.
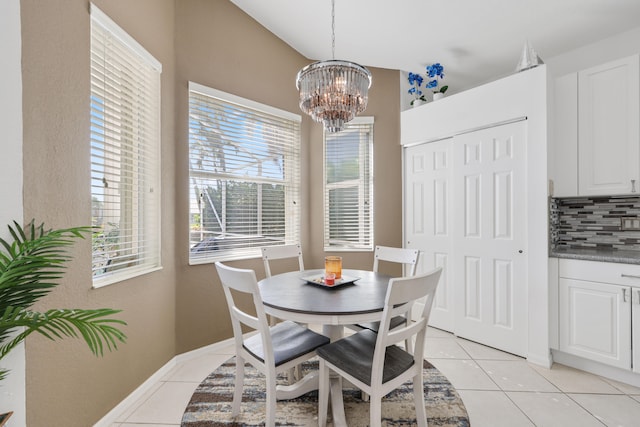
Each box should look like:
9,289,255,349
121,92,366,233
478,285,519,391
426,63,448,94
407,72,426,105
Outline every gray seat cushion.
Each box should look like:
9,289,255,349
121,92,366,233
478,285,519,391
316,329,415,387
243,320,330,367
355,315,407,333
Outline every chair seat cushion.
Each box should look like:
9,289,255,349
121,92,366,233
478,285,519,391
316,329,414,387
355,315,407,333
243,321,330,367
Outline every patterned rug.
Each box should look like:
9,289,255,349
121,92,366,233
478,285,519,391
182,357,470,426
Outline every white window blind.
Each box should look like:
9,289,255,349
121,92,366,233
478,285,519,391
188,82,301,263
324,118,374,251
90,4,162,287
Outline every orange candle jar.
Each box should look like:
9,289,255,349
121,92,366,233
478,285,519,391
324,256,342,280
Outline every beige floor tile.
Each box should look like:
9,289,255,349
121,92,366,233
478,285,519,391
456,338,522,361
113,382,163,422
425,337,471,359
123,381,198,424
507,391,604,427
457,390,534,427
430,359,499,390
530,363,622,394
427,326,454,338
477,360,559,392
569,393,640,427
601,376,640,395
119,424,180,427
164,352,232,382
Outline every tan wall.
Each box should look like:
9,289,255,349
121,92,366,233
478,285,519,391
174,1,403,353
173,0,313,353
20,0,176,425
308,67,404,275
19,0,401,423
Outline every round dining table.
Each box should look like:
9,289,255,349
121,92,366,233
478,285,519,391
258,268,392,427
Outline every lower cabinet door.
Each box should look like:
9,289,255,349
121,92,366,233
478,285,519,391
559,278,632,370
632,289,640,373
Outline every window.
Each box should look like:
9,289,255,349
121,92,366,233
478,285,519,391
90,4,162,287
188,82,301,263
324,118,374,250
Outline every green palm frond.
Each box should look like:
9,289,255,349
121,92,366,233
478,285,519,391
0,220,127,383
0,220,93,313
0,307,127,360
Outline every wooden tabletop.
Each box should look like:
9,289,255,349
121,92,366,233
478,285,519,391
258,269,391,316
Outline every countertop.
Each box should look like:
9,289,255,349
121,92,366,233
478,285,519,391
550,247,640,265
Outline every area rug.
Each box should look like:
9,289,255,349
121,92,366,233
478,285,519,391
181,357,470,427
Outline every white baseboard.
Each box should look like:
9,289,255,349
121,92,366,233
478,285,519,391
552,349,640,388
527,350,553,368
94,337,234,427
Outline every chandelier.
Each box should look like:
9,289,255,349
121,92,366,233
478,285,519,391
295,0,372,133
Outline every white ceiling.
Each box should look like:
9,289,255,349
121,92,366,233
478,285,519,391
230,0,640,93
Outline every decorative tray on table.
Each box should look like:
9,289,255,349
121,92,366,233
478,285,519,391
302,274,360,288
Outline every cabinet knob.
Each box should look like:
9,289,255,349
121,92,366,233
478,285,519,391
623,288,629,302
632,180,637,193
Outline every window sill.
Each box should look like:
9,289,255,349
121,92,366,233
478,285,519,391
92,265,163,289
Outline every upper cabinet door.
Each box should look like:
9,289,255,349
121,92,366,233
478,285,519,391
578,55,640,196
552,73,578,197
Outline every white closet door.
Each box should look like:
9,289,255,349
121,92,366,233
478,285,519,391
404,140,454,331
453,121,528,356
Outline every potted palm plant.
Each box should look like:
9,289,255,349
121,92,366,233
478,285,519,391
0,220,127,421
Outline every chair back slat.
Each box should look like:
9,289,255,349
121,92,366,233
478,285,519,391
373,245,420,276
371,267,442,384
262,243,305,277
215,262,273,355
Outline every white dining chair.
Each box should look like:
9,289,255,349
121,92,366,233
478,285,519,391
373,245,420,277
317,267,442,427
215,262,330,427
262,243,305,278
350,245,421,353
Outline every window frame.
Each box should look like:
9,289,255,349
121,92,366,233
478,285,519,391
323,117,374,252
188,82,302,264
90,4,162,288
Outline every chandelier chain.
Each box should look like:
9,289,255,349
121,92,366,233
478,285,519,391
295,0,372,132
331,0,335,60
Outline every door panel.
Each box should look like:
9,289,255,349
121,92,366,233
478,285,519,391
453,121,527,356
404,140,454,331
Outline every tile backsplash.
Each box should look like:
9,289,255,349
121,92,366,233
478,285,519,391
550,196,640,251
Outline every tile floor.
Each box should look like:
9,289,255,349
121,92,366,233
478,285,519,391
108,327,640,426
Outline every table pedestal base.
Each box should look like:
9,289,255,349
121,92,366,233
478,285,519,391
275,324,348,427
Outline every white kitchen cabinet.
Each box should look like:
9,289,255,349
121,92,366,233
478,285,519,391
578,55,640,196
558,258,640,372
551,73,578,197
552,55,640,197
559,278,631,369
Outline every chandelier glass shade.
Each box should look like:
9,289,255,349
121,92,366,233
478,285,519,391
295,0,372,133
296,59,372,133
